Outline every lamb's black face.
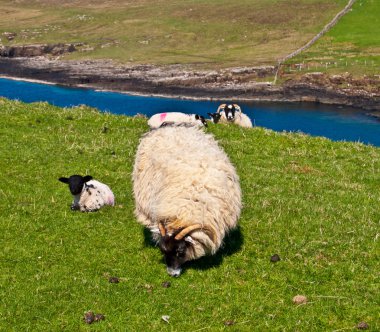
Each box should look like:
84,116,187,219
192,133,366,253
67,175,86,195
59,174,93,195
207,112,222,124
159,235,189,277
224,104,236,121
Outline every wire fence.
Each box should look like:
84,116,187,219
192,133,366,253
273,0,357,83
282,59,378,73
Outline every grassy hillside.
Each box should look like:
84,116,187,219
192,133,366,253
0,0,347,68
1,98,379,330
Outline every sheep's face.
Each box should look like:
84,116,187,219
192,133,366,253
59,174,93,195
224,104,236,121
159,235,192,277
207,112,221,124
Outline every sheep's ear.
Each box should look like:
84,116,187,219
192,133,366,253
59,177,69,183
200,116,208,127
83,175,93,183
185,236,196,245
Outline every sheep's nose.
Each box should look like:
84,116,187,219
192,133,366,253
167,267,182,277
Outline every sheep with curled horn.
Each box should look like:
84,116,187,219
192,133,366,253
208,103,253,128
132,124,241,276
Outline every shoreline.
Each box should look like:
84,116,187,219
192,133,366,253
0,57,379,114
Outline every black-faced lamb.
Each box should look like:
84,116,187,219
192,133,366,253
208,103,253,128
59,174,115,212
147,112,207,129
132,124,241,276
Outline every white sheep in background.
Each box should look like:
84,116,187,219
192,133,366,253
59,174,115,212
208,103,253,128
132,124,241,276
147,112,207,129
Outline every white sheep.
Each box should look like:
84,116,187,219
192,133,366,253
208,103,253,128
59,174,115,212
147,112,207,129
132,124,241,276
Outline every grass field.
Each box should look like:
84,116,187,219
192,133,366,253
1,98,379,330
0,0,347,68
283,0,380,77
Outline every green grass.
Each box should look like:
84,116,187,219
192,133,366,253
0,98,379,331
285,0,380,76
0,0,346,68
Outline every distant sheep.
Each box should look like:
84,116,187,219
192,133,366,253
59,174,114,212
208,103,253,128
133,125,241,276
147,112,207,129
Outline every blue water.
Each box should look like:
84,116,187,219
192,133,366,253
1,77,380,146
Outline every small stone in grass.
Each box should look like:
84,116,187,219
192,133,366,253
134,113,148,119
143,284,153,293
224,320,235,326
162,281,171,288
94,314,105,322
83,311,95,324
292,295,308,305
357,322,369,330
109,276,120,283
270,254,281,262
83,311,105,324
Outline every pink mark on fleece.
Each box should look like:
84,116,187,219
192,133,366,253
160,113,167,122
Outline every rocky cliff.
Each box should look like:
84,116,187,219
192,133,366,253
0,55,379,113
0,43,79,57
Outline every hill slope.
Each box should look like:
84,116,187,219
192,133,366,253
0,98,379,330
284,0,380,76
0,0,347,67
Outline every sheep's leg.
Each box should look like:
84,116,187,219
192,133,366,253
71,203,80,211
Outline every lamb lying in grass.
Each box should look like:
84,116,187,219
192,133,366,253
59,174,115,212
148,112,207,129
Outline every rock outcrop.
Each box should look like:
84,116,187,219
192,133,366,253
0,43,78,58
0,56,379,112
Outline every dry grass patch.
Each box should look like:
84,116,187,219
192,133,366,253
0,0,346,68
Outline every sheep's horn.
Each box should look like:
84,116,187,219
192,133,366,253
174,224,203,240
203,225,217,243
216,104,226,113
233,104,242,112
158,222,167,237
175,224,217,242
175,224,214,240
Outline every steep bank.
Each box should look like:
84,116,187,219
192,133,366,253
0,56,379,113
